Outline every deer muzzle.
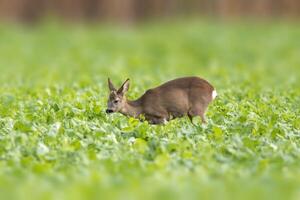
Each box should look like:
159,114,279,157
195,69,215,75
106,109,114,114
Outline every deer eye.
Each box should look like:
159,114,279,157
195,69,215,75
113,100,119,103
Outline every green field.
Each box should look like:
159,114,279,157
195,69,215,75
0,20,299,200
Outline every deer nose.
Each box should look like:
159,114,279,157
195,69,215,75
106,109,113,114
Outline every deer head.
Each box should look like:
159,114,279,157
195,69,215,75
106,78,130,114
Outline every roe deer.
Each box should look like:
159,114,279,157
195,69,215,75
106,76,217,125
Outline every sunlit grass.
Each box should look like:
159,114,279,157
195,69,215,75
0,20,299,200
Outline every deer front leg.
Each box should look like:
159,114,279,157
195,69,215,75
145,114,167,125
150,117,168,125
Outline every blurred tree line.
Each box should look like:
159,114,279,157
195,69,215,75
0,0,299,22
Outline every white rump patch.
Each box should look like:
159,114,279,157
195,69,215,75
212,90,217,100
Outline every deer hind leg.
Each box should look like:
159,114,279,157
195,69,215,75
187,114,197,126
188,105,208,124
200,114,207,124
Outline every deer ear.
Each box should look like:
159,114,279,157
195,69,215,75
117,78,130,95
108,78,116,91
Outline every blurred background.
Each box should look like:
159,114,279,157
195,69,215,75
0,0,299,23
0,1,300,200
0,0,299,87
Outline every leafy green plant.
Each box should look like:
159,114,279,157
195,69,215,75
0,20,299,200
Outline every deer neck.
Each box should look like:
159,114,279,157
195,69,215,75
120,98,142,118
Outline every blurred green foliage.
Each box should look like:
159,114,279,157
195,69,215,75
0,20,299,200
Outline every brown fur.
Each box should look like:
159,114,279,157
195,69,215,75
106,76,216,125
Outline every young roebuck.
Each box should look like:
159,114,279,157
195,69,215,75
106,77,217,124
